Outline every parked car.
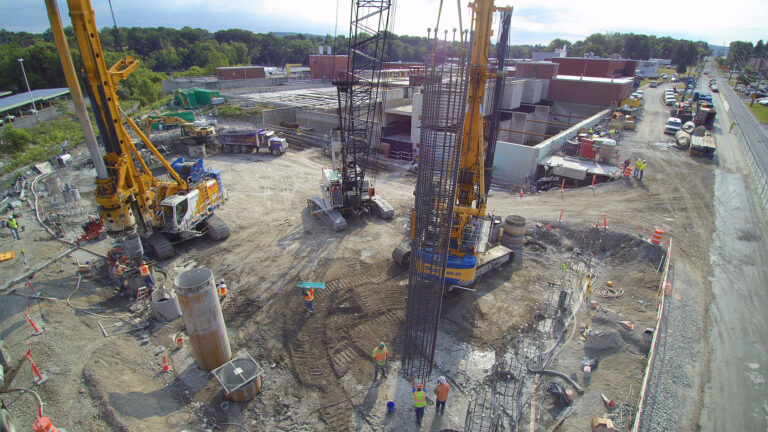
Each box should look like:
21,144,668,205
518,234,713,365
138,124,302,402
664,117,683,134
758,98,768,106
650,81,659,88
661,74,668,79
711,85,719,93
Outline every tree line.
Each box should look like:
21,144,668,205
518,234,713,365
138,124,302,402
1,26,712,107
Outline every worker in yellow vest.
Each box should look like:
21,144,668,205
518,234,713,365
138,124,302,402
7,216,20,240
139,260,156,290
634,159,642,179
303,288,315,314
638,160,647,181
372,342,388,380
412,378,427,424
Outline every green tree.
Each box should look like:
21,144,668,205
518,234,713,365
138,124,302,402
676,61,687,74
1,125,33,153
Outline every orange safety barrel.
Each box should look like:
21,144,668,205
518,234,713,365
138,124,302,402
623,166,633,178
650,227,664,245
32,417,60,432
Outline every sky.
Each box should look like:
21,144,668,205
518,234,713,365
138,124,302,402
1,0,766,48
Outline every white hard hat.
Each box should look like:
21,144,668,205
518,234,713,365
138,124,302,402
379,342,386,348
438,376,446,384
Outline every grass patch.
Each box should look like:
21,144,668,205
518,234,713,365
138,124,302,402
748,102,768,124
216,103,275,120
1,116,88,173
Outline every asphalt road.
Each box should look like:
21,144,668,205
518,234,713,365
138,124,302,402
698,66,768,431
718,72,768,176
636,70,768,432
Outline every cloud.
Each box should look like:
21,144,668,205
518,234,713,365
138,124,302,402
1,0,767,47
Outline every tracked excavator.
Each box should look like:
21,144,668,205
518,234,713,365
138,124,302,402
45,0,230,262
393,1,514,292
140,115,216,142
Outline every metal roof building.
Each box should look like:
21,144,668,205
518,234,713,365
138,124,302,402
0,88,70,114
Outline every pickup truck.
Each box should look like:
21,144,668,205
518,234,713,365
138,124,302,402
218,128,288,155
664,117,682,135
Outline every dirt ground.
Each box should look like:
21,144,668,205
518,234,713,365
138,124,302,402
0,79,722,431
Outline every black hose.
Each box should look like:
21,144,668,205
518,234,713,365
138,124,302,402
526,365,585,394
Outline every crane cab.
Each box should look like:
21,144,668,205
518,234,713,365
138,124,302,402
161,190,200,235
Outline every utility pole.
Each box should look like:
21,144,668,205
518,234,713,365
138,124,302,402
17,58,38,114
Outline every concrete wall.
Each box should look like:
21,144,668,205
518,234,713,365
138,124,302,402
491,108,609,185
505,80,524,110
4,103,73,129
163,77,289,92
492,142,539,186
296,110,339,135
262,107,297,126
521,79,545,104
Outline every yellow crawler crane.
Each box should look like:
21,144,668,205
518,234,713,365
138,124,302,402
46,0,229,260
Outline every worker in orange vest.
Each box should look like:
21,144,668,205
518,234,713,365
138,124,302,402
303,288,315,314
216,280,227,300
433,376,450,415
113,262,126,290
372,342,388,380
139,260,156,290
411,378,427,424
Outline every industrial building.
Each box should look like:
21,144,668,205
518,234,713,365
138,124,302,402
256,56,631,185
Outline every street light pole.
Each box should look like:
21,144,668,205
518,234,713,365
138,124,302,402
17,58,38,113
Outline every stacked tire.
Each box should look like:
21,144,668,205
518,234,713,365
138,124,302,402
501,215,526,249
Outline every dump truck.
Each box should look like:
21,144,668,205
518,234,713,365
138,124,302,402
218,129,289,155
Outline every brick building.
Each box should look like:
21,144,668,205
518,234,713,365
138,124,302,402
309,55,349,80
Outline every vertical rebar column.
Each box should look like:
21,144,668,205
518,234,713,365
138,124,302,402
402,43,469,383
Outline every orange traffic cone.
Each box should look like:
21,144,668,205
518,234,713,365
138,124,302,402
162,356,171,373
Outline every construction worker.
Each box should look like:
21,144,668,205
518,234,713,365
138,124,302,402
113,262,126,290
7,215,20,240
216,280,227,300
634,159,642,179
303,287,315,314
433,376,450,415
411,378,427,424
139,260,156,290
638,160,647,181
372,342,388,380
623,158,631,170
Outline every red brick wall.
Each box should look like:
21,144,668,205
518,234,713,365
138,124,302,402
548,79,633,106
310,55,349,80
514,62,559,79
552,58,637,78
216,67,265,80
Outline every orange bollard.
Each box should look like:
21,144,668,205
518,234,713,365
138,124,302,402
25,349,48,385
559,208,564,223
591,174,597,187
560,179,565,192
162,356,171,373
603,214,608,229
25,311,44,335
650,227,664,245
520,187,524,198
32,416,60,432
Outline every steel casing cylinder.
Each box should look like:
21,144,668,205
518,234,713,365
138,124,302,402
174,268,231,370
